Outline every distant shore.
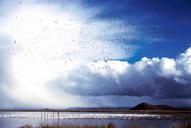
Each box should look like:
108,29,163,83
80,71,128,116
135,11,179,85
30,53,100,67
0,103,191,115
0,109,191,115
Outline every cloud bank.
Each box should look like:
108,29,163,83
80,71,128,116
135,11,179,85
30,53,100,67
52,47,191,99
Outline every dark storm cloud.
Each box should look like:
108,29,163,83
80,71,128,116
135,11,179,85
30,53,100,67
52,47,191,99
155,77,191,99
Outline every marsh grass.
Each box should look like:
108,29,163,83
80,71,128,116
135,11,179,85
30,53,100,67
170,121,191,128
19,122,191,128
19,123,116,128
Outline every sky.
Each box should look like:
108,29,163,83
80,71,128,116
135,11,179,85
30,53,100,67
0,0,191,108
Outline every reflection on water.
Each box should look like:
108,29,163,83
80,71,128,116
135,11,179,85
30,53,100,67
0,112,190,128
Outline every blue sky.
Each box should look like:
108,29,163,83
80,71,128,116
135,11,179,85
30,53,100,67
83,0,191,61
0,0,191,108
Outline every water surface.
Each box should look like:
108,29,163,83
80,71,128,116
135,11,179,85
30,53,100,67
0,112,190,128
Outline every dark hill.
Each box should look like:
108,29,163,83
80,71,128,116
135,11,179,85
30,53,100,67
130,103,175,110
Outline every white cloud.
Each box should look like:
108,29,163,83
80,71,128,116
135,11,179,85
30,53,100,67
52,47,191,100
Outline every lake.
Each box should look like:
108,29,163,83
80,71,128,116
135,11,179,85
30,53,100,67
0,111,190,128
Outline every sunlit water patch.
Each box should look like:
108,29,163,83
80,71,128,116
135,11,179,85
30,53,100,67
0,112,174,119
0,112,190,128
